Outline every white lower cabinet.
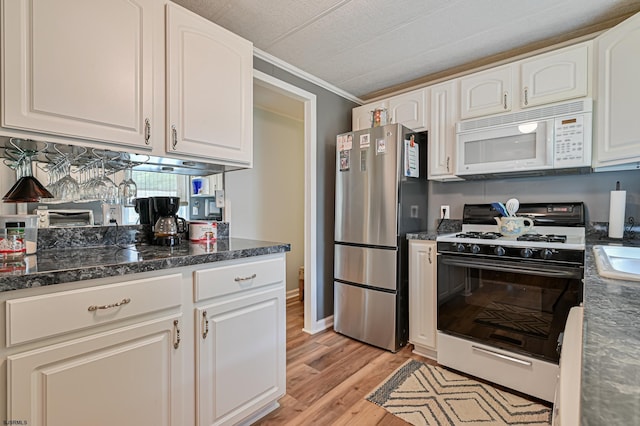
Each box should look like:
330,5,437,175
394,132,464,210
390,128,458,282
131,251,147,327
194,256,286,426
0,253,287,426
408,240,437,359
7,315,183,426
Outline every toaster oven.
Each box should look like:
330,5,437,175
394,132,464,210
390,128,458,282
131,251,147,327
35,208,94,228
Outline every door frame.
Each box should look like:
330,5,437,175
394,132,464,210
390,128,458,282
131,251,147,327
253,70,320,334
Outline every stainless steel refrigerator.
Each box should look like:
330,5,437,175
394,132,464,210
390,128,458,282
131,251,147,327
334,123,428,352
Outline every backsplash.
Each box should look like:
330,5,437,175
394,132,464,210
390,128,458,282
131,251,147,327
37,223,230,250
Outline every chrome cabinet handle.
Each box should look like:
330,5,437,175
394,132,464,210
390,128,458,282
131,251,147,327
171,125,178,149
503,92,508,110
428,246,432,264
446,156,450,172
202,311,209,339
234,273,257,282
88,298,131,312
523,87,529,106
173,320,181,349
144,118,151,145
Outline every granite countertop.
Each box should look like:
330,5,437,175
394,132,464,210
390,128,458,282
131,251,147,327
582,237,640,426
0,238,291,292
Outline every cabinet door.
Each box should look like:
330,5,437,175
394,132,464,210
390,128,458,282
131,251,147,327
352,101,387,130
167,3,253,165
460,65,512,119
196,287,286,426
594,12,640,166
388,89,427,130
520,43,589,108
428,81,460,180
1,0,158,149
408,241,437,357
7,316,183,426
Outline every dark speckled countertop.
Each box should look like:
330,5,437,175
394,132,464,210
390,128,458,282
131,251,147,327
0,238,290,292
582,236,640,426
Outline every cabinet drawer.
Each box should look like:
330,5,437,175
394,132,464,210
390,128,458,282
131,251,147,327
6,274,182,347
194,257,284,302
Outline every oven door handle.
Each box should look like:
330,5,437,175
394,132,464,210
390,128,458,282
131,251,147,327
440,257,581,278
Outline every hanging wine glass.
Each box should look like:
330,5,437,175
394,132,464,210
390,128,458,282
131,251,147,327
118,162,137,206
55,158,80,201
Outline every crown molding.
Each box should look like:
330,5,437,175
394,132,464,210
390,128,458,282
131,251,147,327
253,47,363,105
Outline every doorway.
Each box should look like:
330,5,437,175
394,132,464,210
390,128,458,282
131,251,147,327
245,71,318,334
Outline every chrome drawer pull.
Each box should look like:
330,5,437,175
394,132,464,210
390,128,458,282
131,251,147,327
234,273,257,282
202,311,209,339
174,320,181,349
88,298,131,312
472,345,532,366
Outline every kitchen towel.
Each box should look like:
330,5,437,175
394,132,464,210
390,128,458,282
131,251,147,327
609,189,626,238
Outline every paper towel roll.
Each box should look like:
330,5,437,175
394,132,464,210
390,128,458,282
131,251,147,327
608,190,626,238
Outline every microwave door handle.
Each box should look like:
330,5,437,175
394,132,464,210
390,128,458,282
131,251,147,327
440,256,580,279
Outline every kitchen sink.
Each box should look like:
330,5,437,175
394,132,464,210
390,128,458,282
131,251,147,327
593,245,640,282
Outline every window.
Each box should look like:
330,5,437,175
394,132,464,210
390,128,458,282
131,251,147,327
123,171,189,224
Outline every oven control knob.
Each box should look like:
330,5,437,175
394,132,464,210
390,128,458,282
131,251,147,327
471,244,481,254
455,243,467,253
521,248,534,258
494,246,506,256
541,248,554,260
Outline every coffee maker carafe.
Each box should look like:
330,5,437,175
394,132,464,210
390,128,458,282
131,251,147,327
150,196,186,246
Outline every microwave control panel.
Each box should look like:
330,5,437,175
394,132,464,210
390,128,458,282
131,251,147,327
554,115,588,166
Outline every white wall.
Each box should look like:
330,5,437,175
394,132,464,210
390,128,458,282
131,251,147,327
226,107,305,292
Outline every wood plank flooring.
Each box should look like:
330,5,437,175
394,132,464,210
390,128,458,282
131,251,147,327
254,298,435,425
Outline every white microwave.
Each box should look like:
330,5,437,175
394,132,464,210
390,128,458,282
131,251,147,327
456,98,592,179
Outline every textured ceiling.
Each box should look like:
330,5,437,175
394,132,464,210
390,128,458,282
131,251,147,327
173,0,640,100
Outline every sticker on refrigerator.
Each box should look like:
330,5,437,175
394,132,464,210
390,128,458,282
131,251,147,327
404,137,419,177
339,149,351,171
376,138,386,154
336,134,345,152
359,133,370,148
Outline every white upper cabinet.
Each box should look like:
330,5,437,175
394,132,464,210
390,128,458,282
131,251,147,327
352,88,427,131
428,81,461,181
460,42,591,120
520,43,589,108
166,3,253,166
352,101,388,131
593,12,640,169
1,0,160,150
460,65,513,119
388,88,428,130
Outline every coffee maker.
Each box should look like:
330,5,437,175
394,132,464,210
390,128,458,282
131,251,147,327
135,196,187,246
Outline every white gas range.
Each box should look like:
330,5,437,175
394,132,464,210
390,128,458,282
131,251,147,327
435,202,585,402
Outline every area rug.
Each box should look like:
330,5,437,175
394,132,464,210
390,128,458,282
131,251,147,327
474,301,552,338
366,359,552,425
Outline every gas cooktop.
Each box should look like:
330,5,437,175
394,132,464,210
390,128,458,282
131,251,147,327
436,202,586,262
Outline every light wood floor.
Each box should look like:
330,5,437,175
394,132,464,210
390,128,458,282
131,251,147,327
254,298,436,425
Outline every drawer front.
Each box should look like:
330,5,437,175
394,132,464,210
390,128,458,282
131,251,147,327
6,274,183,347
194,256,284,302
437,332,558,402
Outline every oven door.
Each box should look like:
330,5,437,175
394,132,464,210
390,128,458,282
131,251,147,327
437,254,583,363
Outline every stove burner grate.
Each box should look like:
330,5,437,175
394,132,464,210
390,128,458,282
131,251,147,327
456,231,503,239
517,234,567,243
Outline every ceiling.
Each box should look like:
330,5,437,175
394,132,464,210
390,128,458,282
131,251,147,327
174,0,640,101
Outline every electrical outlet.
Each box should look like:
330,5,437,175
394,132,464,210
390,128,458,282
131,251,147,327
440,205,450,219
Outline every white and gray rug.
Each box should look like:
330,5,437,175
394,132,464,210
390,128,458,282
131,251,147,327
367,359,552,425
